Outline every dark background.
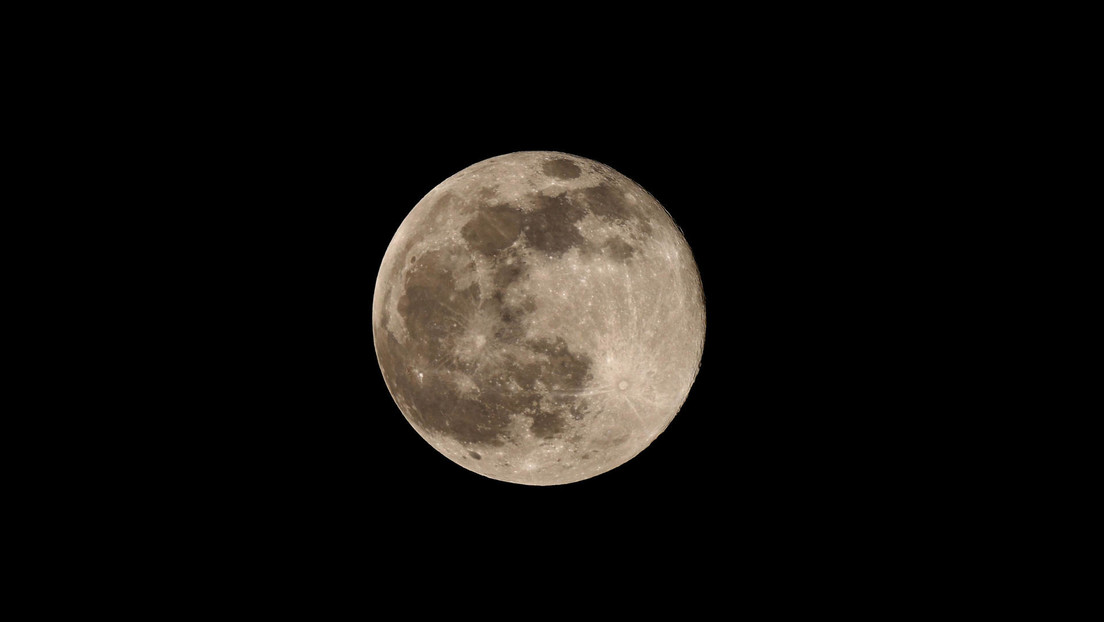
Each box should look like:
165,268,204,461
361,126,738,501
202,94,900,555
43,9,1014,609
122,33,952,590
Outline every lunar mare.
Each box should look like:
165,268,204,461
373,151,705,485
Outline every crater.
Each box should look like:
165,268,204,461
570,399,590,420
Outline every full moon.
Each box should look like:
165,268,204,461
373,151,705,485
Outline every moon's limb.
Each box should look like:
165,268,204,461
373,151,705,485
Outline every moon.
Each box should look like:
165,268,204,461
373,151,705,485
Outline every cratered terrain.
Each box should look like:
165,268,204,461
373,151,705,485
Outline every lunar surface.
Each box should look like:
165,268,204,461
373,151,705,485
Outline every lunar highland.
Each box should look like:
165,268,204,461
373,151,705,485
